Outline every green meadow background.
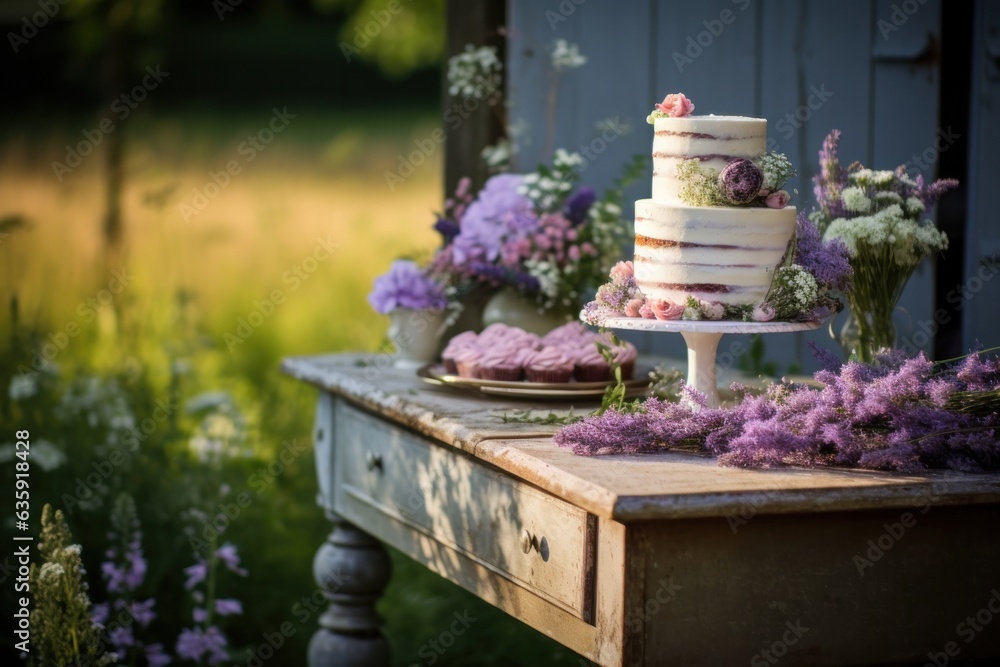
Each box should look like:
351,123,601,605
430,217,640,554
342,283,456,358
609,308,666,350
0,3,584,664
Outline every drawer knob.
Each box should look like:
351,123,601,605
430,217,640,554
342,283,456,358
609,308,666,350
366,452,383,473
520,528,536,554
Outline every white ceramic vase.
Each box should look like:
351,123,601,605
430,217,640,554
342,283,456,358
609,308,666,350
388,308,448,368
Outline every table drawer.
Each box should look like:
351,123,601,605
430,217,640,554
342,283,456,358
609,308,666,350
332,401,596,621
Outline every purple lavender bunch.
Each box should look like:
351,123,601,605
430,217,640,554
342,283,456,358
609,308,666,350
555,349,1000,473
718,158,765,204
793,213,852,292
93,493,172,666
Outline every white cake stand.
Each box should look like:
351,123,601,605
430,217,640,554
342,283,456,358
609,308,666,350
596,317,822,408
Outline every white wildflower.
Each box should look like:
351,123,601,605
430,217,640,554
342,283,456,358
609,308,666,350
872,170,895,186
447,45,502,100
38,562,65,583
481,139,511,171
906,196,926,215
9,374,37,401
551,40,587,71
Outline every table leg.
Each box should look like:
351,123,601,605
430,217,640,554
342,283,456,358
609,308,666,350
308,511,392,667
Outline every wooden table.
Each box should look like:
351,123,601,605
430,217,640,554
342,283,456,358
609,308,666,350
282,353,1000,666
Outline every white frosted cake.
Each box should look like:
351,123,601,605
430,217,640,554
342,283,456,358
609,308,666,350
634,114,796,306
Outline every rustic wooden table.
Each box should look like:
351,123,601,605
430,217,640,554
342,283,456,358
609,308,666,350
282,353,1000,667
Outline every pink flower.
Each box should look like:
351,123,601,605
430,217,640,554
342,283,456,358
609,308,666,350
650,298,684,320
752,302,776,322
699,300,725,320
568,245,581,261
655,93,695,118
639,302,656,319
609,260,634,282
581,242,597,255
625,298,645,318
765,190,790,209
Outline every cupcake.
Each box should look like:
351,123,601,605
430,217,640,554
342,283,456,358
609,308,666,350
523,345,575,383
452,345,485,379
477,344,525,382
441,331,479,374
477,323,514,346
573,345,612,382
613,341,638,380
541,322,591,347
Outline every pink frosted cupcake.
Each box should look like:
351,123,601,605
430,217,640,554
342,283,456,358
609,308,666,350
523,346,575,383
477,344,525,382
573,345,612,382
477,323,514,346
541,322,591,347
452,345,485,379
612,341,637,380
441,331,479,374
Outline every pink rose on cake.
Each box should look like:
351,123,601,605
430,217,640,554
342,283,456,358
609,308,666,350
649,298,684,321
699,300,725,320
609,260,634,282
765,190,791,209
656,93,695,118
625,297,645,318
752,302,776,322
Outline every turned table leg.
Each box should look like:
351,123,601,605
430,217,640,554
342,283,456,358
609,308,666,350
308,511,392,667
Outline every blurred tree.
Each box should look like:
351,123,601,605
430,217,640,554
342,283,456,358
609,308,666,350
64,0,168,263
312,0,445,77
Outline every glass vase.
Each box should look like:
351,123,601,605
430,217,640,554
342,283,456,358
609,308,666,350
839,307,897,363
481,286,573,336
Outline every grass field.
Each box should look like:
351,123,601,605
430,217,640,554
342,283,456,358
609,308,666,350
0,107,585,665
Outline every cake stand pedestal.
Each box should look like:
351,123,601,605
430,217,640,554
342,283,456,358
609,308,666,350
596,317,822,408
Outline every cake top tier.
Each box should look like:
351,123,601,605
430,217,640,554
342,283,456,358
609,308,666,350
645,93,796,210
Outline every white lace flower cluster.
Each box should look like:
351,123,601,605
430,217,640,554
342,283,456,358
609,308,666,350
518,150,583,212
447,45,502,100
551,40,587,71
825,205,948,267
764,265,820,321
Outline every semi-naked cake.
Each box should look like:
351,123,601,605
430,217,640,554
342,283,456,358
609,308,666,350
634,114,796,306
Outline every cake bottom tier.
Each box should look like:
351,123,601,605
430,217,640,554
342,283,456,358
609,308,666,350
633,199,796,306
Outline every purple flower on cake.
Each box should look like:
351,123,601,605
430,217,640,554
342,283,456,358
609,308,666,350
752,302,776,322
718,158,765,205
368,260,447,314
656,93,695,118
650,298,684,321
765,190,790,209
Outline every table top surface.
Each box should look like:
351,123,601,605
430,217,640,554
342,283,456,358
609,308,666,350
282,353,1000,522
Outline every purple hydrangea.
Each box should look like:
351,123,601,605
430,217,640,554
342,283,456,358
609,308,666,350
368,260,447,314
718,158,765,204
433,216,461,245
564,186,596,226
450,174,537,265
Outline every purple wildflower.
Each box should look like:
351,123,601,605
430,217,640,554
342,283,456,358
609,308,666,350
564,186,596,226
184,561,208,589
193,607,208,623
176,626,228,665
215,599,243,616
215,544,248,576
92,602,110,626
146,644,172,667
718,158,765,204
109,625,136,649
368,260,447,314
129,598,157,627
433,217,461,245
451,174,537,265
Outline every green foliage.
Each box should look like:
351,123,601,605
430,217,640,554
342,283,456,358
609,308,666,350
30,505,115,667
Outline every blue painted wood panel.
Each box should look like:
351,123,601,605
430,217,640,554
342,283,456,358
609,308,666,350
964,0,1000,351
506,0,974,369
